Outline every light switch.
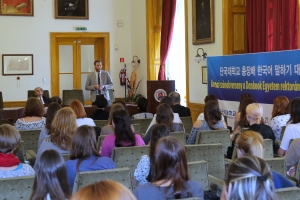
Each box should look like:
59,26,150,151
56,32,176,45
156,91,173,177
43,78,46,83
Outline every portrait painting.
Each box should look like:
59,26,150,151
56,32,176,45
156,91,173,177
0,0,33,16
55,0,89,20
192,0,214,44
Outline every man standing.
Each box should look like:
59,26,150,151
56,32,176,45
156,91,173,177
34,87,49,104
169,91,191,117
85,60,113,105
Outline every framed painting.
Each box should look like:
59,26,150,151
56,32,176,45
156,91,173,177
192,0,214,44
0,0,34,16
202,66,207,84
2,54,33,75
55,0,89,20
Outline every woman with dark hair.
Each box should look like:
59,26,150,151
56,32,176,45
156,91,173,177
15,97,46,130
132,97,153,119
101,110,145,157
237,93,252,112
38,102,61,149
197,94,225,121
70,100,96,127
278,97,300,156
66,125,115,191
90,95,109,120
187,101,227,144
134,136,203,200
30,149,70,200
143,104,183,144
134,124,170,185
270,96,290,140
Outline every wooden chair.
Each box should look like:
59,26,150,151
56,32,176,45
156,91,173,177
188,161,209,191
180,116,193,134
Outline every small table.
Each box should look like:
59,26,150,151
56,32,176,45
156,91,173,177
0,107,24,123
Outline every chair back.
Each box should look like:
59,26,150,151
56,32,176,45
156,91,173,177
72,167,132,194
62,154,70,161
19,130,40,154
265,157,286,177
264,139,274,159
0,91,3,109
275,187,300,199
97,135,107,151
294,156,300,185
131,118,152,134
188,161,209,190
62,90,84,106
185,143,225,180
94,120,108,128
180,116,193,134
170,131,186,145
132,124,141,135
0,175,35,200
27,90,50,98
280,126,286,141
195,129,231,156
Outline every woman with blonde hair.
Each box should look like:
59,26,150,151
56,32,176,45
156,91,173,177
71,180,137,200
34,107,77,169
70,100,96,127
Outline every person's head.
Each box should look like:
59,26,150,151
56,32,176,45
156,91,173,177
246,103,263,125
204,100,222,129
156,103,174,130
50,107,77,150
147,124,170,182
238,93,252,112
112,110,135,147
31,150,70,200
154,136,189,198
137,97,148,112
169,92,181,105
239,98,257,127
34,87,43,97
71,180,136,200
271,96,289,119
24,97,44,117
236,130,264,158
113,100,128,111
49,96,62,105
288,97,300,124
70,100,87,118
70,125,99,171
225,156,275,200
45,102,62,131
0,124,20,153
95,95,108,109
159,96,173,108
204,94,218,104
108,103,126,125
94,60,102,72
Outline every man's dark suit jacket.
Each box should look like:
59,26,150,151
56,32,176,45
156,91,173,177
172,104,191,117
42,96,50,104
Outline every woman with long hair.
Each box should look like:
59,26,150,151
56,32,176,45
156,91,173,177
70,100,96,127
66,125,116,191
134,124,170,185
38,102,61,149
134,136,203,200
30,149,70,200
101,110,145,157
34,107,77,169
187,100,227,144
15,97,45,130
143,103,183,144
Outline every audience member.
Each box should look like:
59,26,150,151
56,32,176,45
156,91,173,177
169,91,191,117
187,100,227,144
0,124,35,178
49,96,62,105
134,136,203,200
197,94,224,120
270,96,290,140
90,95,109,120
278,97,300,156
113,100,128,112
101,110,145,157
30,149,70,200
34,87,50,104
70,100,96,127
237,93,252,112
143,103,183,144
71,180,137,200
35,107,77,169
38,102,61,149
132,97,153,119
66,125,115,191
134,124,170,185
15,97,46,130
285,138,300,177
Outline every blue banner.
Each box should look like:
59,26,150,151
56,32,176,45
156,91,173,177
207,50,300,104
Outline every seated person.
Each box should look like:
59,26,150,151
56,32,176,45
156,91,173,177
0,124,35,178
197,94,224,120
187,101,227,145
15,97,46,130
285,138,300,177
132,97,153,119
34,87,50,104
90,95,109,120
70,100,96,127
143,104,183,144
169,91,191,117
49,96,62,105
101,110,145,158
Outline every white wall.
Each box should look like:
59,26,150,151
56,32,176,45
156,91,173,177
187,0,223,104
0,0,147,101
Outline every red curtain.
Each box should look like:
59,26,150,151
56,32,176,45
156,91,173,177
158,0,176,80
246,0,298,53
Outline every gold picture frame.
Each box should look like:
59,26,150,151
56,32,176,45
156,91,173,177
202,66,207,84
192,0,214,44
0,0,34,16
55,0,89,20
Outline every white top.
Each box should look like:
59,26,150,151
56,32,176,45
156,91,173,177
280,123,300,150
197,112,225,121
145,113,182,133
76,118,96,127
269,114,290,140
